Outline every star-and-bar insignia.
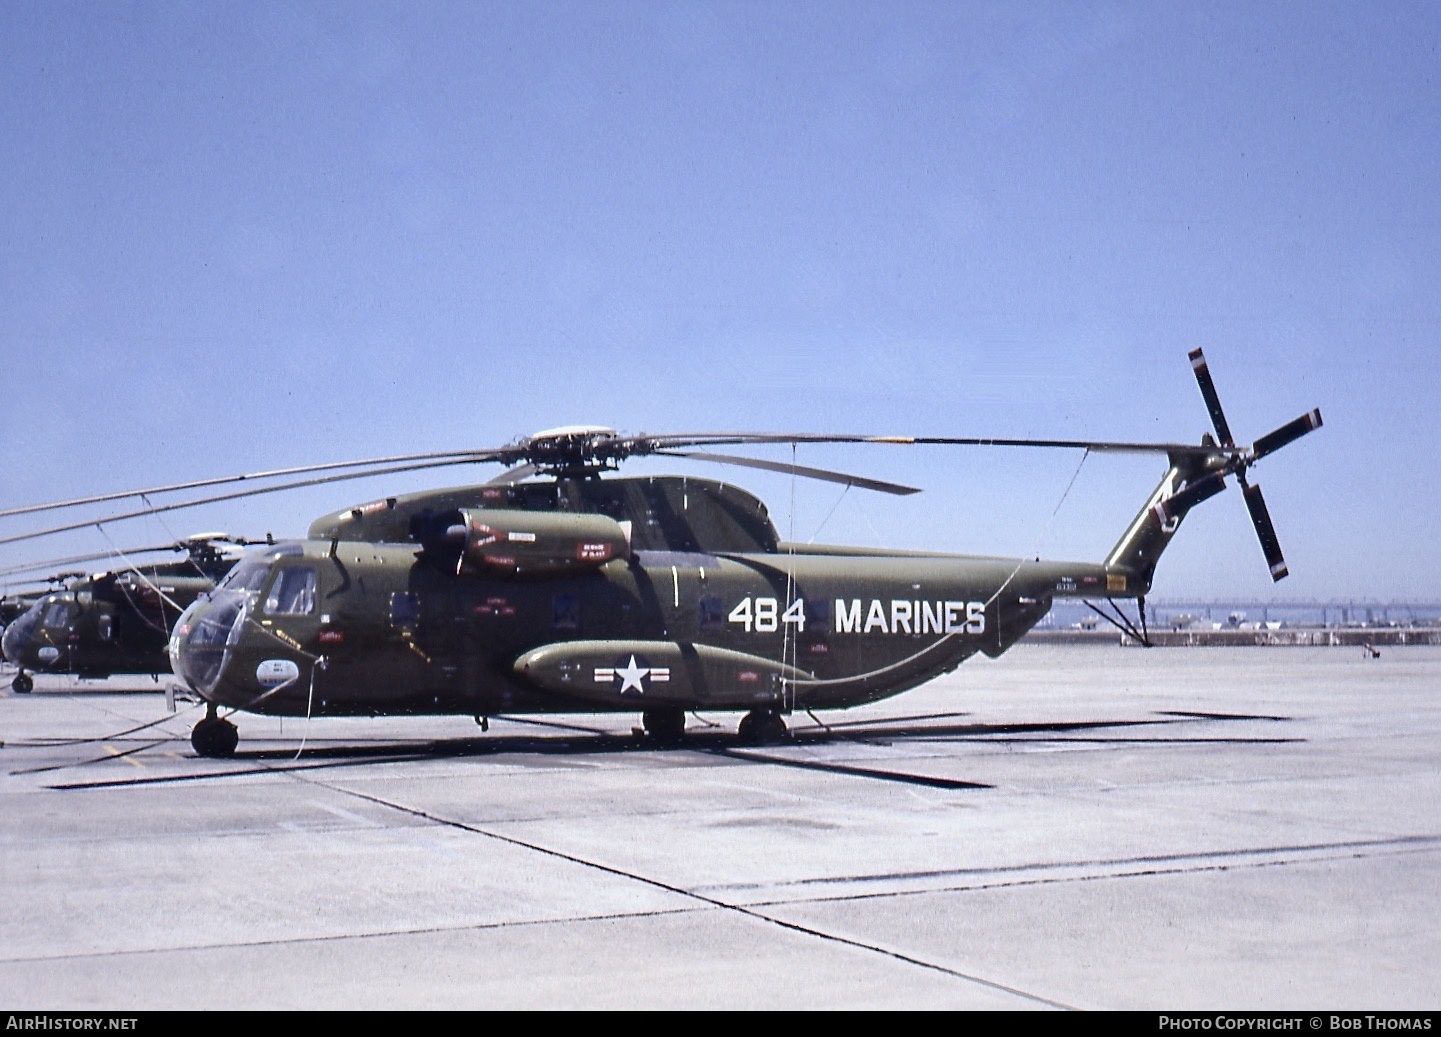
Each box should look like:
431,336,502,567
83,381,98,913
593,654,671,695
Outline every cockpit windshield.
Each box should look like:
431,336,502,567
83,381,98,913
218,555,282,595
219,560,269,594
41,600,75,629
1,603,42,662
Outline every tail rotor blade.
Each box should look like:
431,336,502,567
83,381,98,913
1189,348,1235,447
1152,471,1228,525
1242,482,1288,582
1252,409,1323,462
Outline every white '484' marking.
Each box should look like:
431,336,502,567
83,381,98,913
727,596,806,633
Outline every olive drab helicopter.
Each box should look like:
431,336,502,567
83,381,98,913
0,534,261,693
4,350,1320,758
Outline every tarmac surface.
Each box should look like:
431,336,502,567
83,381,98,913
1,644,1437,1011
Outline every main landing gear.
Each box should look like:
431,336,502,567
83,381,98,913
637,707,790,746
191,704,238,758
641,707,687,745
11,671,32,694
737,708,788,745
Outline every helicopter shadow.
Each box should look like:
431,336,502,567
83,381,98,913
17,683,170,697
47,708,1298,793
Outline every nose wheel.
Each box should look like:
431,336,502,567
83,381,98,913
192,708,239,758
11,671,32,694
737,708,788,745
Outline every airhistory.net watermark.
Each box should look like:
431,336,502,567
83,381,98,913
6,1019,138,1031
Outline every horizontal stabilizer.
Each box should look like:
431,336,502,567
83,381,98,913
1153,471,1227,526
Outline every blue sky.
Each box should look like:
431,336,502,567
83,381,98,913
2,1,1436,602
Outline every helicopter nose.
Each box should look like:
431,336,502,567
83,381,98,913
2,602,40,666
170,596,246,696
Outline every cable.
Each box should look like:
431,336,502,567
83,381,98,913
95,525,187,616
784,449,1092,691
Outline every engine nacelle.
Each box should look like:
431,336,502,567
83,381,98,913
445,509,631,578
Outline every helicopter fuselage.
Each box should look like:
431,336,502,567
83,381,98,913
167,535,1115,719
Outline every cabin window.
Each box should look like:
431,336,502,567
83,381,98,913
41,601,74,629
552,594,579,631
390,592,420,631
698,594,725,629
264,567,317,615
97,615,114,641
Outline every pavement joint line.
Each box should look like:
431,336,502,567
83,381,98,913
698,833,1441,896
0,906,708,967
735,843,1441,907
278,764,1079,1010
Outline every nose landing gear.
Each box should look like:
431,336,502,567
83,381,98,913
11,671,32,694
191,705,238,758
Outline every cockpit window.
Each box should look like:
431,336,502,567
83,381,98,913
41,600,75,629
264,567,317,615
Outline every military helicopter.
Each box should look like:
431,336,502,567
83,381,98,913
0,534,259,693
5,350,1320,757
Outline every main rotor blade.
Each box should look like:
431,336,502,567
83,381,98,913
1189,348,1235,447
0,456,492,549
655,451,922,495
485,463,540,486
1242,482,1288,582
1252,409,1323,462
0,543,187,580
0,449,507,522
1,579,53,599
636,432,1239,458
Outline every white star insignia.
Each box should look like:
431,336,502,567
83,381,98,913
614,654,648,694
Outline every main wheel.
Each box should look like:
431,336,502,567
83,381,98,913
11,672,33,694
738,709,788,745
642,707,686,744
191,716,239,758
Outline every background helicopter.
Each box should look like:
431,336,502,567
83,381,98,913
5,350,1320,756
0,534,262,693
